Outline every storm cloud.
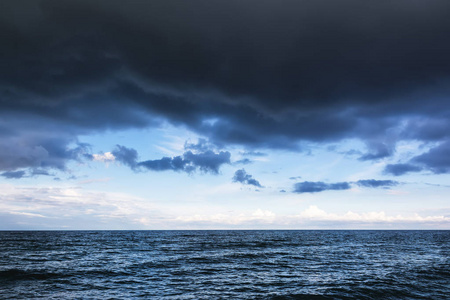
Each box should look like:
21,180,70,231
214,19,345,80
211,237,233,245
1,0,450,175
0,124,90,173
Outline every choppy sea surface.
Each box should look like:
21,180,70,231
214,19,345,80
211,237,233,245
0,230,448,299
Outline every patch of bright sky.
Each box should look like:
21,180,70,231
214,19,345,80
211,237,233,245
82,125,447,212
3,124,449,229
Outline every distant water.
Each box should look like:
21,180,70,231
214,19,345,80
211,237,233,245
0,231,449,299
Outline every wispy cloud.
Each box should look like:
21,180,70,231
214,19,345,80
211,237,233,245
1,184,448,229
77,178,112,185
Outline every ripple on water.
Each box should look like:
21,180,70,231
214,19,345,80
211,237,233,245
0,230,449,299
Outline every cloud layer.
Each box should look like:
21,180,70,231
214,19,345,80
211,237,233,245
2,184,447,230
1,0,450,176
2,1,450,232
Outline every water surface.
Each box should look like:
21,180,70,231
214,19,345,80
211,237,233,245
1,230,448,299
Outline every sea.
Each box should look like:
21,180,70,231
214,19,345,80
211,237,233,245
0,230,448,299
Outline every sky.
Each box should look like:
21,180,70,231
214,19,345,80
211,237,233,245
1,0,450,230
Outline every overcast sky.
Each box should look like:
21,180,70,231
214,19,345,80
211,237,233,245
1,0,450,229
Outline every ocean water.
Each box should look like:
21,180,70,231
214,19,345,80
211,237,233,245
0,230,448,299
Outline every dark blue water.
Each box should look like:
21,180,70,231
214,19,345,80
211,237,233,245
0,230,448,299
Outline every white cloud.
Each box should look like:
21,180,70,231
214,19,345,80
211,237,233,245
252,208,276,219
9,211,48,218
92,152,115,162
1,184,448,229
176,208,276,225
174,205,449,229
0,184,164,229
297,205,448,223
78,177,112,185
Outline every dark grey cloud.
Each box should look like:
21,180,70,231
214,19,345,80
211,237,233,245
413,141,450,174
184,138,216,152
112,144,230,174
111,145,139,169
293,181,351,193
138,156,187,173
1,0,450,175
0,121,90,173
1,170,26,179
233,169,262,188
384,141,450,175
356,179,398,188
31,169,53,176
384,163,423,176
401,117,450,142
241,151,267,157
293,179,398,193
359,141,395,161
234,158,252,165
181,150,231,174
